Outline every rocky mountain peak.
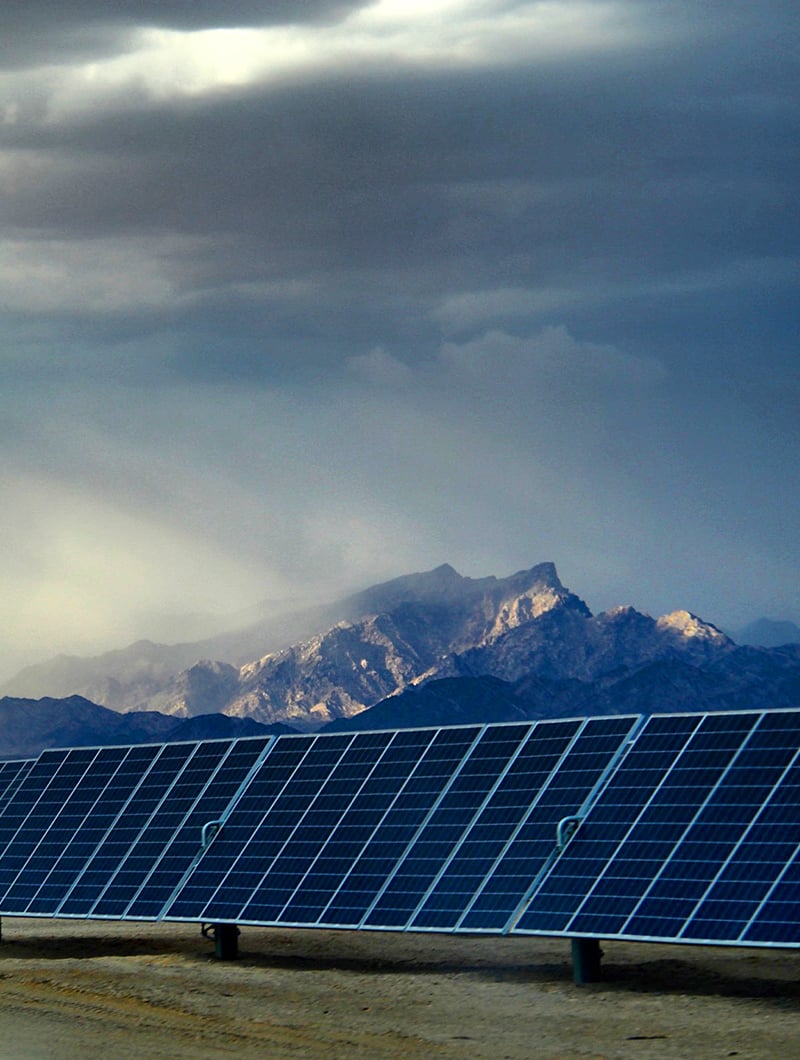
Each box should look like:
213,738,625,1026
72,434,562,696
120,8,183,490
656,610,731,643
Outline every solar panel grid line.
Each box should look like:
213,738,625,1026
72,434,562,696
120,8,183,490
454,715,641,933
164,733,332,921
397,723,538,932
510,711,708,937
0,749,74,863
54,741,199,917
167,734,334,921
243,725,485,932
0,761,34,814
669,716,800,944
0,746,122,911
32,743,166,917
350,726,489,930
332,729,487,928
613,711,766,940
12,746,154,915
38,741,164,915
118,735,276,920
229,732,377,923
164,724,494,927
0,760,23,799
94,740,236,917
133,735,277,921
502,715,646,935
569,715,646,822
614,711,800,945
201,736,278,831
511,708,800,944
261,729,410,926
685,711,800,945
744,846,800,946
398,720,589,937
447,720,583,931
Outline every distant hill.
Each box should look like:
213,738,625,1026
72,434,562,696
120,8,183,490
732,618,800,648
0,696,287,760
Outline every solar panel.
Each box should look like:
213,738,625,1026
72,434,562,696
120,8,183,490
162,717,638,931
449,714,640,932
512,709,800,947
0,737,273,919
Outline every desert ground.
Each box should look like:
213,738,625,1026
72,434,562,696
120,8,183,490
0,918,797,1058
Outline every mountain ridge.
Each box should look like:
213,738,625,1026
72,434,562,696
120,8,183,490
1,561,796,742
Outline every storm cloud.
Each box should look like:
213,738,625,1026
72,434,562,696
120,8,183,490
1,1,797,677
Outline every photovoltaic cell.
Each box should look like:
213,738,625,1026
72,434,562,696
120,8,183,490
513,710,800,947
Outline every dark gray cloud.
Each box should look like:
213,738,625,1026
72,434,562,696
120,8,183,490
1,1,798,676
0,2,360,66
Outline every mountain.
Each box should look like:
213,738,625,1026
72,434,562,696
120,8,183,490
732,618,800,648
2,562,586,729
221,562,591,729
2,561,796,738
0,696,287,760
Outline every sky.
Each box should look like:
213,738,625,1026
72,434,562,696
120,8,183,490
1,0,798,679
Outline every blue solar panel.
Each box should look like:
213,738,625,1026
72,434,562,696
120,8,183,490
0,737,273,919
513,709,800,947
162,717,638,931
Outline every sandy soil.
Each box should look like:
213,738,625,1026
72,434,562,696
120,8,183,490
0,918,797,1058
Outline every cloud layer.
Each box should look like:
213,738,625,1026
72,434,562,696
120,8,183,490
1,1,797,676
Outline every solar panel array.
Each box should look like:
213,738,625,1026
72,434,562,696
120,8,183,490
0,709,798,953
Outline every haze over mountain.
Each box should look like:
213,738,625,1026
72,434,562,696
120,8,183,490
4,562,796,754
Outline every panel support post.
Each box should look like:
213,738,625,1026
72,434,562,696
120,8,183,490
571,938,602,984
214,923,240,961
0,916,3,942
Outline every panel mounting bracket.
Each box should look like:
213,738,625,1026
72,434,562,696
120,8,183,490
556,815,582,850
